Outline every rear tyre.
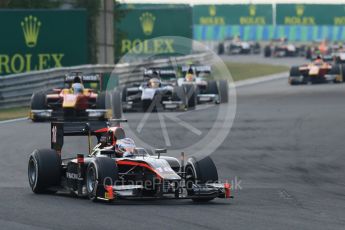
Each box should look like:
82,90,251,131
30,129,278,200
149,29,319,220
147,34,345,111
96,92,106,109
28,149,61,194
264,46,271,57
289,66,300,77
217,80,229,103
185,156,218,202
183,84,197,109
112,89,122,119
86,157,118,202
206,80,218,94
30,92,47,122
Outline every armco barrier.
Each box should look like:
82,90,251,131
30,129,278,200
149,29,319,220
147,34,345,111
0,52,213,109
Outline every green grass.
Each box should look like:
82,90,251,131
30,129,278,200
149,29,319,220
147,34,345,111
226,62,289,81
0,107,29,121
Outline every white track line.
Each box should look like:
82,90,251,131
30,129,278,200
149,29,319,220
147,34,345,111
0,117,28,124
0,72,288,125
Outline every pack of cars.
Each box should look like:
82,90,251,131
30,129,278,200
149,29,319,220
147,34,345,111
264,38,305,58
122,66,229,112
27,120,232,202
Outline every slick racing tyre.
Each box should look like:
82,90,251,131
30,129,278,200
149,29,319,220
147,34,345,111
28,149,61,194
264,45,271,57
183,84,197,109
30,91,47,122
206,80,218,94
218,80,229,103
86,157,118,202
185,156,219,202
96,92,106,109
112,89,122,119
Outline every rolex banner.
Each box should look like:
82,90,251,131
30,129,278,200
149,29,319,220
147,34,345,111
276,4,345,25
117,5,193,57
0,10,87,76
193,4,272,25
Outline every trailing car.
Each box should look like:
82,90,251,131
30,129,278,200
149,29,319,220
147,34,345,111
218,36,261,55
27,120,232,203
121,68,194,112
180,65,229,105
29,73,122,121
289,57,345,85
264,38,305,58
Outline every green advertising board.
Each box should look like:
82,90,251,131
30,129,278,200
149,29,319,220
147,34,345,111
117,5,193,57
193,4,272,25
0,10,87,76
276,4,345,25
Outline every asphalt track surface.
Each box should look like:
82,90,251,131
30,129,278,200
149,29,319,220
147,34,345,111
1,61,345,230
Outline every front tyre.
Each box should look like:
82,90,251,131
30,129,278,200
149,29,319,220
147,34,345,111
86,157,118,202
185,156,219,202
28,149,61,194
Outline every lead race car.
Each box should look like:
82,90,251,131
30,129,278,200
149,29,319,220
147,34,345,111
27,120,232,202
122,68,195,112
29,73,121,121
289,56,345,85
179,65,229,105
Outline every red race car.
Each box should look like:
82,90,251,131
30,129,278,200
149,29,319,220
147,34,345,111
289,57,344,85
29,73,122,121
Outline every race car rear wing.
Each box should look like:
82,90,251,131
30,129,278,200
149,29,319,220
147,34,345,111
181,65,212,74
51,121,108,152
64,72,101,83
51,120,127,154
143,68,177,83
144,68,177,77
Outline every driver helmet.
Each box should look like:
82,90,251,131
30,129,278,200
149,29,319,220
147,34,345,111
185,67,195,82
116,138,136,157
73,76,82,83
72,83,84,94
149,78,161,88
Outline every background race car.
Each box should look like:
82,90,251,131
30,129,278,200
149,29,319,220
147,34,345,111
218,36,261,55
29,73,122,121
264,38,305,58
121,68,195,112
180,65,229,105
289,59,345,85
27,121,232,203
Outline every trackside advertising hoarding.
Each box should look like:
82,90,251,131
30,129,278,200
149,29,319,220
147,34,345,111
276,4,345,25
193,4,273,25
0,10,87,76
117,4,193,57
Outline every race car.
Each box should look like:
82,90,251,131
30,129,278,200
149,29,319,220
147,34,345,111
179,65,229,105
264,38,305,58
121,68,195,112
29,73,122,121
218,36,261,55
27,120,232,203
289,57,345,85
305,40,344,60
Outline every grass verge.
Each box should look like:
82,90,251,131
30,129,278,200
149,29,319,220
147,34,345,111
226,62,289,81
0,107,29,121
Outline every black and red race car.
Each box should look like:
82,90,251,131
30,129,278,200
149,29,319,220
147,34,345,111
27,120,232,202
29,73,122,121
